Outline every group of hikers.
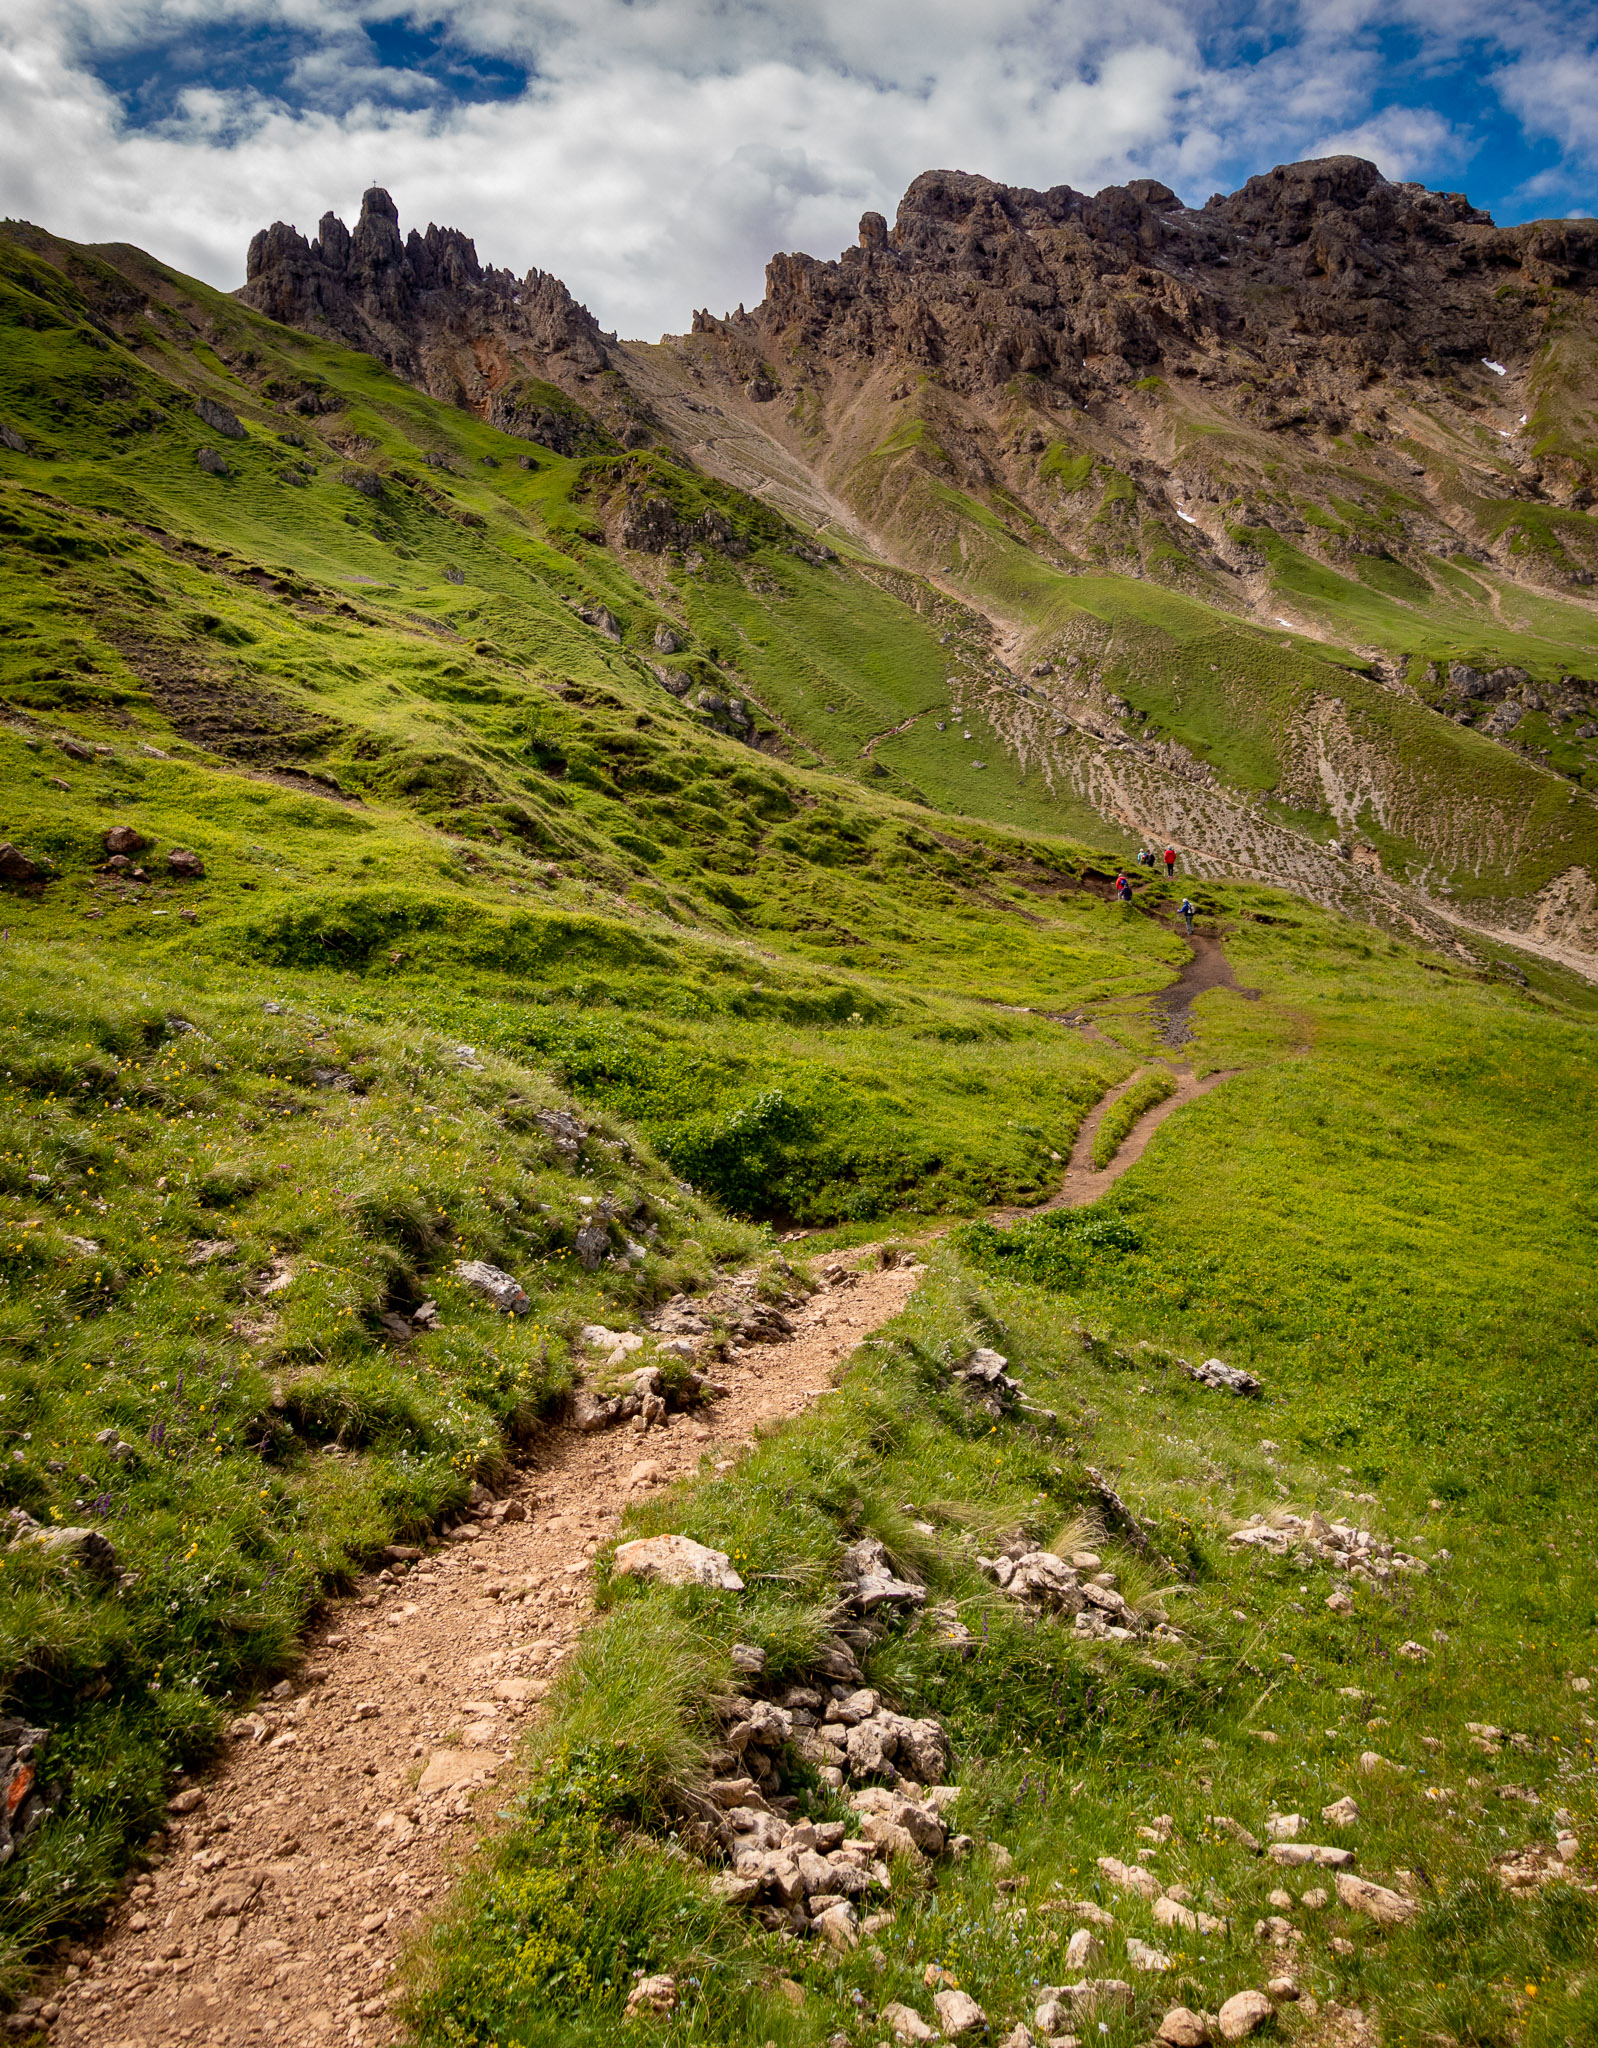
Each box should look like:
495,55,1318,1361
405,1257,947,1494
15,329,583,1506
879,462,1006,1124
1114,844,1196,934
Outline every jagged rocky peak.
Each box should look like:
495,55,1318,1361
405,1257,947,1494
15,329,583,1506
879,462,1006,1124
240,186,610,382
737,153,1598,396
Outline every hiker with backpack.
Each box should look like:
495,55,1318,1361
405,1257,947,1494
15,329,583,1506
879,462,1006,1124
1180,897,1195,935
1163,846,1177,878
1114,871,1133,903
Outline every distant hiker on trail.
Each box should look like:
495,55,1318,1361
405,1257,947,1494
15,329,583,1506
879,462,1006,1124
1180,897,1195,935
1138,848,1153,866
1163,846,1177,877
1114,871,1133,903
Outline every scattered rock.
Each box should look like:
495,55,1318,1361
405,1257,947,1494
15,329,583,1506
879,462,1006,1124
882,2002,936,2042
932,1988,988,2037
1267,1842,1355,1869
0,1721,52,1865
1321,1796,1359,1827
196,447,229,475
1217,1990,1274,2040
1207,1814,1263,1854
103,825,149,855
1335,1871,1418,1925
7,1519,118,1578
195,396,247,439
574,1220,612,1268
1159,2009,1212,2047
1097,1855,1160,1900
167,847,205,878
1125,1937,1172,1972
625,1974,677,2016
814,1899,860,1949
534,1107,587,1157
613,1534,744,1590
840,1535,926,1615
453,1260,531,1314
0,844,46,884
1185,1357,1263,1397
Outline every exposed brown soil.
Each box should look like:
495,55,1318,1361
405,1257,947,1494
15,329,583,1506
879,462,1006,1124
48,1259,922,2048
104,634,345,764
991,1061,1238,1222
1150,929,1261,1045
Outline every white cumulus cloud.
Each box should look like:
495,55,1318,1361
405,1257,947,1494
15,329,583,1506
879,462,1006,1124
0,0,1590,337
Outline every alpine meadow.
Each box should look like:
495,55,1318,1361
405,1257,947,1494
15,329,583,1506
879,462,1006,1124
0,149,1596,2048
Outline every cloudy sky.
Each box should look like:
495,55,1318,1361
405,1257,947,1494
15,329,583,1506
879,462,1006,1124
2,1,1595,339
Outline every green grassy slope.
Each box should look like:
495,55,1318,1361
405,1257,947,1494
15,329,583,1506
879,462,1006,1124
411,922,1598,2048
1,217,1596,2039
0,222,1189,1977
846,437,1598,901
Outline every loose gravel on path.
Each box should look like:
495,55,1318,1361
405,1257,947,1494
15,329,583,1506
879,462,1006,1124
54,1259,922,2048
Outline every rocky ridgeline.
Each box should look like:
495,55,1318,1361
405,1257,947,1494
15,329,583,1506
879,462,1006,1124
734,157,1596,399
239,188,629,452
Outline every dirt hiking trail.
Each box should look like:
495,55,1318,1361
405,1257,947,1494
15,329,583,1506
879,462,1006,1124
1151,928,1261,1046
53,1261,922,2048
992,1061,1238,1222
49,965,1248,2048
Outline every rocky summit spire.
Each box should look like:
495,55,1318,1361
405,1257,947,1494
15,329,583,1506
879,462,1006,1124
240,188,616,449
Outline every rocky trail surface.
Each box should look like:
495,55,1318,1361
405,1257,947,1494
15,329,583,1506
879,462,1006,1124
51,1261,921,2048
44,978,1248,2048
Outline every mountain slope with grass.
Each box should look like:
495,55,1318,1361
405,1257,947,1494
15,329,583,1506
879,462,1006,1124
0,202,1595,2048
237,163,1598,969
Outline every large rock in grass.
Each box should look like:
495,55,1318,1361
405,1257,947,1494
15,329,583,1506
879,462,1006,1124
0,844,46,883
453,1260,530,1314
103,825,149,855
932,1988,987,2037
1335,1871,1418,1924
0,1721,52,1865
6,1515,118,1579
195,396,246,439
1217,1989,1274,2039
612,1534,744,1590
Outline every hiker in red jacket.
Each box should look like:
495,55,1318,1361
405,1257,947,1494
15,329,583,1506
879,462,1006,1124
1114,871,1132,902
1163,846,1177,878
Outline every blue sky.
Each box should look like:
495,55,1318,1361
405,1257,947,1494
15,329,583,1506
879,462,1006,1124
2,1,1595,337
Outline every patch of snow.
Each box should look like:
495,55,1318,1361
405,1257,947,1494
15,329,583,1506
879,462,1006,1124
1499,430,1513,439
1176,509,1199,525
1276,618,1295,629
1482,359,1507,375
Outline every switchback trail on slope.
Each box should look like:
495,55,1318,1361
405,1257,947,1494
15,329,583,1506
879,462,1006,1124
53,952,1250,2048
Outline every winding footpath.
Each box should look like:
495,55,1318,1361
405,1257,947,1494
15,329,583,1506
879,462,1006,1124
48,948,1247,2048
